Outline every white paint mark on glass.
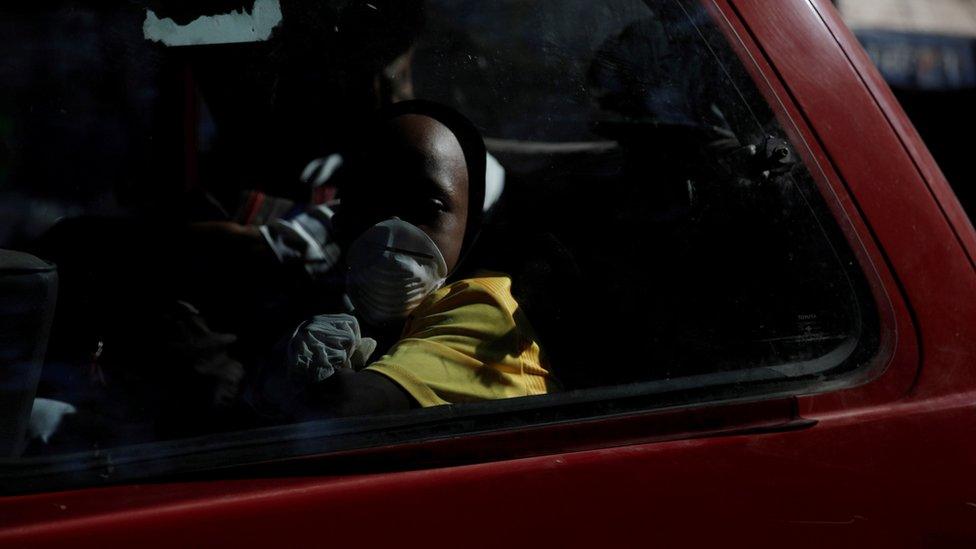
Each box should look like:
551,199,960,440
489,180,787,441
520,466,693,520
143,0,283,47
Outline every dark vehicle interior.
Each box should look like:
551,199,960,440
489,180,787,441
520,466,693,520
0,0,878,477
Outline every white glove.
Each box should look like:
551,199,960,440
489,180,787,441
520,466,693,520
287,314,377,384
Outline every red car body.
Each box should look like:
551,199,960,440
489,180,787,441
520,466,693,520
2,0,976,546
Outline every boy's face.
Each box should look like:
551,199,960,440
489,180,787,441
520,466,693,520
339,114,470,272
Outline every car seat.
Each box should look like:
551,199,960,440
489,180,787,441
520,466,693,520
0,250,58,457
474,169,592,391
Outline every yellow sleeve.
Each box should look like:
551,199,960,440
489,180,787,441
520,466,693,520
365,276,551,407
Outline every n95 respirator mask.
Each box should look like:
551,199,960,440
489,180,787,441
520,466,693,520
346,217,448,326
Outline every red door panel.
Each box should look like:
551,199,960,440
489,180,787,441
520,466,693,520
3,1,975,547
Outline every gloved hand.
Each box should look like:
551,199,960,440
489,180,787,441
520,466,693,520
286,314,377,384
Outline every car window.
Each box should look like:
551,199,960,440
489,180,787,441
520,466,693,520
0,0,881,491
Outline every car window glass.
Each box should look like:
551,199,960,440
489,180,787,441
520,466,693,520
0,0,880,491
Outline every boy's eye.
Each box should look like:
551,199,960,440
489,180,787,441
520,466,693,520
414,199,445,223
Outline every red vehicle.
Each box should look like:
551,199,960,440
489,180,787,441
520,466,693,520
1,0,975,546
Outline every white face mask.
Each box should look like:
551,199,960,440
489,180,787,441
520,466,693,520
346,218,448,326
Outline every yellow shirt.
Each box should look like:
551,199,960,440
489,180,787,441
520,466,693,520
366,273,554,407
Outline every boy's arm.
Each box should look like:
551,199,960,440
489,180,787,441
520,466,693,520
307,369,417,417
